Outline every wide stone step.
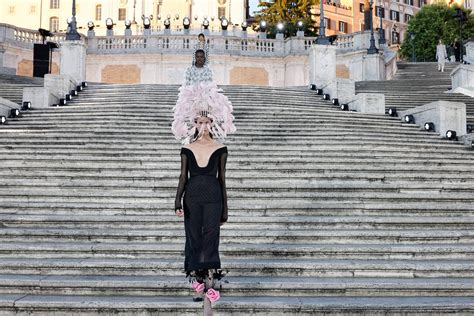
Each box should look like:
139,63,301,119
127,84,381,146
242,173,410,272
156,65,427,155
0,294,472,315
0,258,472,277
0,228,471,244
2,215,473,229
0,275,473,297
0,242,472,260
2,204,472,217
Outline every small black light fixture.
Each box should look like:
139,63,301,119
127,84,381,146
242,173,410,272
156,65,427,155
59,98,67,106
70,90,78,96
310,84,317,90
183,16,191,29
297,20,304,31
9,108,20,118
340,104,349,111
76,85,83,92
424,122,435,132
446,130,458,140
467,124,474,134
164,18,171,29
202,18,209,29
0,116,6,124
332,98,339,106
221,17,229,30
242,21,248,31
125,19,132,29
387,107,397,117
21,101,31,111
260,20,267,32
143,17,151,29
82,81,88,88
276,22,284,33
65,94,72,101
316,88,323,95
404,114,415,124
87,21,95,31
106,18,114,30
323,93,330,100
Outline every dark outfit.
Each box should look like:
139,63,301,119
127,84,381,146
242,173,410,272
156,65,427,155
175,146,228,273
453,41,461,62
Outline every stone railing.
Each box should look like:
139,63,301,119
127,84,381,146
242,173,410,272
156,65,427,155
0,23,68,49
335,33,355,49
88,34,317,57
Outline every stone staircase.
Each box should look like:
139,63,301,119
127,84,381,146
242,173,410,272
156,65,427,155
356,62,474,126
0,83,473,315
0,73,43,105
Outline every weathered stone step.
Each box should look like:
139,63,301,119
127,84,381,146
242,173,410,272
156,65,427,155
1,142,467,153
0,228,471,244
0,242,472,260
1,294,472,315
0,191,472,203
0,183,473,198
3,179,474,192
3,152,473,164
2,169,473,183
0,275,473,297
2,205,472,217
1,200,472,214
0,258,472,277
2,215,472,229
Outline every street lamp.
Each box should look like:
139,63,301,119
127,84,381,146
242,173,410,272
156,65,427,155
378,3,386,45
66,0,80,40
453,8,468,62
410,32,416,62
367,0,378,54
315,0,329,44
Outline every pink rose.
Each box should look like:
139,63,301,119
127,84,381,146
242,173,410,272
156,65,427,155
191,281,204,293
206,288,220,303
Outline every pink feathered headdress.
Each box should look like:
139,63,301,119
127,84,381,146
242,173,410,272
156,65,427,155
172,83,236,143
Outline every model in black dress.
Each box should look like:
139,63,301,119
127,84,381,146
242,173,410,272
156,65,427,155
174,116,228,304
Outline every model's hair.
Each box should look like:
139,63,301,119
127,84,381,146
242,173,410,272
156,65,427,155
198,33,205,38
195,49,205,56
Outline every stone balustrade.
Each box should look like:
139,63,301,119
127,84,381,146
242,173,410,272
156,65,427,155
0,23,67,49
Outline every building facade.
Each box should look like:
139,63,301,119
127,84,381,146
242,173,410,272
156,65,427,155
317,0,426,46
0,0,249,36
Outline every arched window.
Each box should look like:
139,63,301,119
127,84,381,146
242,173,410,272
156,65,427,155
50,0,60,9
95,4,102,21
50,16,59,32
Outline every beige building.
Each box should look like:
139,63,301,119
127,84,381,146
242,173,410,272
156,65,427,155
0,0,249,36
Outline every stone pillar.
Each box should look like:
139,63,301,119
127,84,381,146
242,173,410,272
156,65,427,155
325,79,356,104
451,64,474,90
351,93,385,114
309,45,336,86
464,41,474,64
363,53,384,80
60,40,87,84
400,101,467,137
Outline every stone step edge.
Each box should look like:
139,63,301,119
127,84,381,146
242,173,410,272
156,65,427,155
0,294,473,312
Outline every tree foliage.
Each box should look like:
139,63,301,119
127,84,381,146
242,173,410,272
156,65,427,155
400,3,474,61
254,0,318,38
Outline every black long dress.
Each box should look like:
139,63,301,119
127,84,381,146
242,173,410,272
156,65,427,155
175,146,228,273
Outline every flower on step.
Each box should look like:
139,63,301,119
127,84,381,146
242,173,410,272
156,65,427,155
206,288,220,303
191,280,205,293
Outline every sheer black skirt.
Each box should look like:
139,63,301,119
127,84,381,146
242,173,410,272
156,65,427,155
183,175,223,272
